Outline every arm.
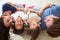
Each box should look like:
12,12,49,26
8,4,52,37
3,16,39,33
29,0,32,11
7,2,24,11
38,3,52,16
28,8,38,13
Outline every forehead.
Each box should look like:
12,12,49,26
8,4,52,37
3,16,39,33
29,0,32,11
5,10,12,12
45,15,59,19
30,20,38,24
16,16,22,21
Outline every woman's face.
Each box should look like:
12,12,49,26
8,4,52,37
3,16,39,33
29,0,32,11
15,16,23,30
3,16,13,27
44,15,58,28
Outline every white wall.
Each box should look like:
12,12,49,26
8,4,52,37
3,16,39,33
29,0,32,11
53,0,60,6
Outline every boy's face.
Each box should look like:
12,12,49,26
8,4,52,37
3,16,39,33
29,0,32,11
44,15,58,28
15,16,23,30
3,10,12,16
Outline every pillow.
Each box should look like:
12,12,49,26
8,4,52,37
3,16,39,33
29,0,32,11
28,5,41,11
33,6,41,11
11,11,28,21
28,13,41,23
29,13,39,19
14,4,25,8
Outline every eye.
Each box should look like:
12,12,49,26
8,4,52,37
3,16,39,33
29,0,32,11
7,20,9,22
47,20,50,22
33,24,35,25
17,21,20,22
45,19,49,22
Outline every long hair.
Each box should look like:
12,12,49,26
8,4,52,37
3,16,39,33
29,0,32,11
0,18,10,40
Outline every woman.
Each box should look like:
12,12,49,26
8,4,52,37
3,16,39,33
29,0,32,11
0,16,12,40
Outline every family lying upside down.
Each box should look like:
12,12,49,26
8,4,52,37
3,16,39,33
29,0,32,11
0,2,60,40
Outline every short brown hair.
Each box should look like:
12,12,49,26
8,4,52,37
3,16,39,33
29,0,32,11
47,18,60,37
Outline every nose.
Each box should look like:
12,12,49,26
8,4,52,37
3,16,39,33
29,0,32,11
44,19,47,23
18,21,23,24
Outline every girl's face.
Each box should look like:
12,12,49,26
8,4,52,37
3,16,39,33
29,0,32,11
15,16,23,30
29,20,39,29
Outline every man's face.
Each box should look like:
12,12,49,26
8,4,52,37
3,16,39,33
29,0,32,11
3,10,12,16
44,15,58,28
15,16,23,30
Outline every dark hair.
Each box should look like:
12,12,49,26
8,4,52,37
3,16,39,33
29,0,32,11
11,21,24,34
2,3,16,13
47,18,60,37
0,18,10,40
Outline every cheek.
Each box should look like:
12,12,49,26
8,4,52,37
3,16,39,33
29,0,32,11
15,22,18,26
15,21,23,26
4,22,10,27
15,23,23,30
46,21,53,28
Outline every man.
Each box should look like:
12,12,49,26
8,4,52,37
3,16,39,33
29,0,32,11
2,3,16,16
